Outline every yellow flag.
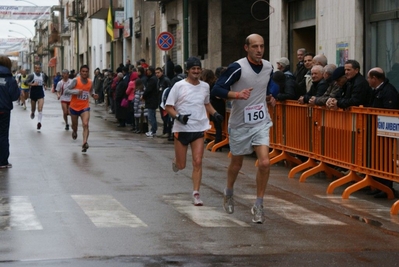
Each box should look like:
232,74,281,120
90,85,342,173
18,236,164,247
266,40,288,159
107,6,114,40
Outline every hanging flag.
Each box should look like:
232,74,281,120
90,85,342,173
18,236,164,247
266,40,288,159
106,6,114,40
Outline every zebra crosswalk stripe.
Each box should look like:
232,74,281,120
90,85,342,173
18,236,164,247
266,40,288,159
71,195,147,228
0,196,43,231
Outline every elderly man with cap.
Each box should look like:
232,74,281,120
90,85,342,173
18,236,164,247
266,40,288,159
277,57,295,81
165,56,223,206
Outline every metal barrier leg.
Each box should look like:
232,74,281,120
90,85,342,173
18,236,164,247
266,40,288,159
299,162,343,182
391,200,399,215
299,162,328,183
288,158,317,179
206,141,215,151
342,174,395,199
326,171,362,194
269,149,280,159
211,137,230,152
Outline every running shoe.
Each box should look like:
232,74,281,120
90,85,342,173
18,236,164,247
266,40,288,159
37,122,41,130
0,163,12,169
172,161,179,172
145,132,155,138
23,105,26,110
193,193,203,206
30,113,35,119
223,193,234,214
72,131,77,140
82,142,89,152
65,124,69,131
251,204,265,224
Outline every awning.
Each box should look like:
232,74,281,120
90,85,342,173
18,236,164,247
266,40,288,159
48,57,57,67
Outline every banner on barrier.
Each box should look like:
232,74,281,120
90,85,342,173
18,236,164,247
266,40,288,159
377,115,399,138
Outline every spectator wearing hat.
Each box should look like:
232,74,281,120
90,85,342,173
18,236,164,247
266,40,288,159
276,57,295,81
165,56,223,206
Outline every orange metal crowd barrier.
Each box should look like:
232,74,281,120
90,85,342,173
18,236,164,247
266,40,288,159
206,100,399,215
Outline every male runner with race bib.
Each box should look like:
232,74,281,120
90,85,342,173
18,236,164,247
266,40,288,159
211,33,275,224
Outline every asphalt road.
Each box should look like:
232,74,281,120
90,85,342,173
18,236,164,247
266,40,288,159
1,92,399,266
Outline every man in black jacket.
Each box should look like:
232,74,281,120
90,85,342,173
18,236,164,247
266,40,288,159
143,66,159,137
327,59,371,109
155,67,171,138
294,48,308,84
367,67,399,198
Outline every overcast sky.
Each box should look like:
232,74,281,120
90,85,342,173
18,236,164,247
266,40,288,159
0,0,60,39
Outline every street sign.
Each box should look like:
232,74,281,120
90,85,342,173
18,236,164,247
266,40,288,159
157,31,175,51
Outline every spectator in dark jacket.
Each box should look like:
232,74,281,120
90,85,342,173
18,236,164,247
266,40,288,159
143,66,159,137
327,59,371,110
294,48,308,84
170,65,185,86
273,71,299,101
298,65,328,104
367,67,399,198
116,71,130,127
0,54,20,169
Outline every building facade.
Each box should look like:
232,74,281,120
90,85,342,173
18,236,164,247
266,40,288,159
30,0,399,90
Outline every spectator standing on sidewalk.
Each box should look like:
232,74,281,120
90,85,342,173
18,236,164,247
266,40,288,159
155,67,171,138
143,66,159,137
0,54,20,169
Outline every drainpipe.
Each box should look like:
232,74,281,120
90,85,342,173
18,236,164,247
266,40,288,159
183,0,188,61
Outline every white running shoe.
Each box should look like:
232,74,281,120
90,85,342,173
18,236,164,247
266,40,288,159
193,193,203,206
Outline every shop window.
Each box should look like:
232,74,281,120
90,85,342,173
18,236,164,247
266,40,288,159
371,19,399,90
290,0,315,24
197,0,208,60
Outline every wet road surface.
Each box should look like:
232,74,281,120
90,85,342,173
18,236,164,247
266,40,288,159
1,92,399,266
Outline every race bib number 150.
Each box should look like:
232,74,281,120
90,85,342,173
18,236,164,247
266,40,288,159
244,103,266,124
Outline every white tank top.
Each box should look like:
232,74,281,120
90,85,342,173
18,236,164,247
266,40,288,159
229,58,273,129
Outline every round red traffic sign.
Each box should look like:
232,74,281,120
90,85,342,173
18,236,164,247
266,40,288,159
157,31,175,51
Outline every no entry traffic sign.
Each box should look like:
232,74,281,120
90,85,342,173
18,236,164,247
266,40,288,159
157,31,175,51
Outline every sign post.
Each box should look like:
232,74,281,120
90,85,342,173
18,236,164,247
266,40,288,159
157,32,175,77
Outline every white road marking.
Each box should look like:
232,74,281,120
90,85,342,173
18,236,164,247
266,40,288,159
163,195,250,227
240,194,346,225
316,195,399,225
72,195,147,228
0,196,43,231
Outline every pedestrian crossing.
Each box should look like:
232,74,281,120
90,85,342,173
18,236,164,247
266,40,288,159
0,196,43,231
0,194,396,231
